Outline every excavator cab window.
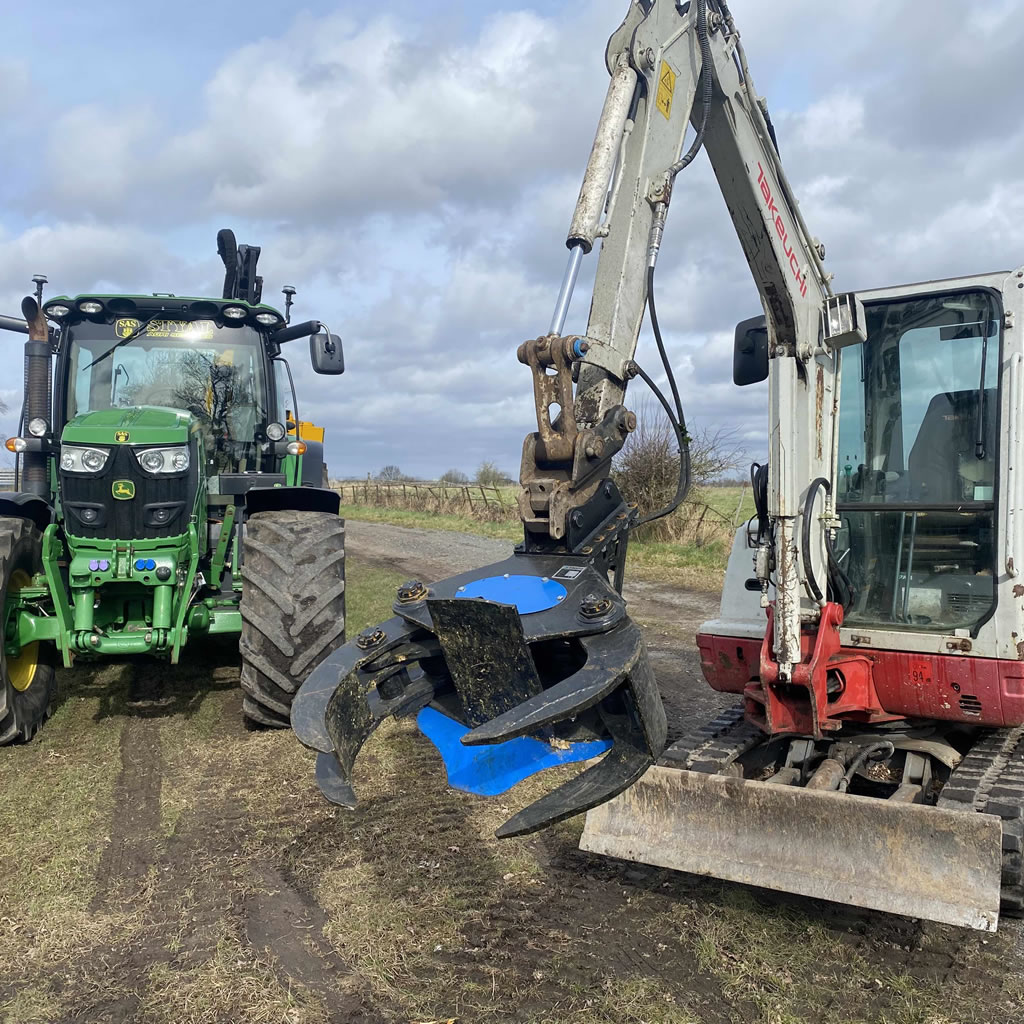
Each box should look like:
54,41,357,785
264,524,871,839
834,290,1000,632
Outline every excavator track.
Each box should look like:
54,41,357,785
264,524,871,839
938,726,1024,913
660,704,764,773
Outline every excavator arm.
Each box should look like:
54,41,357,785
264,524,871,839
292,0,864,834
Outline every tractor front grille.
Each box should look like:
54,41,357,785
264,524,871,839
60,443,198,540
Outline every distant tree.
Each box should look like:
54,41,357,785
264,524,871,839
475,461,506,487
377,464,406,482
440,468,469,484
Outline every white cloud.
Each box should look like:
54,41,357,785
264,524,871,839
2,0,1023,478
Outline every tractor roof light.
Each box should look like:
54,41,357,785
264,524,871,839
44,303,70,320
286,440,307,456
77,300,104,315
27,417,48,437
5,437,27,453
222,305,247,320
256,311,282,327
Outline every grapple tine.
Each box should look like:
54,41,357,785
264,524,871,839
495,703,656,838
315,751,358,809
462,622,644,745
291,641,369,753
292,615,432,805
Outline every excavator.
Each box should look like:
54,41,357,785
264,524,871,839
293,0,1023,931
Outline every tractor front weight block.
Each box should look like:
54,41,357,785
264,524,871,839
292,552,667,837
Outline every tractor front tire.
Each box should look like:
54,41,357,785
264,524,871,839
0,518,57,745
239,509,345,728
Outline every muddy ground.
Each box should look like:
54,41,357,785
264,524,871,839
0,520,1021,1024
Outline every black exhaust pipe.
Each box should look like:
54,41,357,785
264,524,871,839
20,296,51,498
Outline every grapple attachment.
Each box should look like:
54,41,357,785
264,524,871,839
291,551,666,837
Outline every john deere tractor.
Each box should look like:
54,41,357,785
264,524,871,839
0,229,346,743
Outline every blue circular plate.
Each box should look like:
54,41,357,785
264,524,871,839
457,574,567,615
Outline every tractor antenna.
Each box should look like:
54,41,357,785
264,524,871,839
31,274,47,306
282,285,296,324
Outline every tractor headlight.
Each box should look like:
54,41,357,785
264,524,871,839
27,417,48,437
266,421,286,442
60,445,110,473
135,445,190,474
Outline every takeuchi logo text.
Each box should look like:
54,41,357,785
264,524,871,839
757,162,808,298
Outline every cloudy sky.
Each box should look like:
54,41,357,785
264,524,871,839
1,0,1021,479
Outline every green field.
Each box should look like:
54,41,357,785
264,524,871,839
338,485,755,589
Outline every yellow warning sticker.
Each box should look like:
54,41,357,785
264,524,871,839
114,318,216,340
656,60,676,120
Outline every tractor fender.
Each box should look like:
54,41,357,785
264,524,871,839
0,492,54,531
299,440,327,488
245,485,340,517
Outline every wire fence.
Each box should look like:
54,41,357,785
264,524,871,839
333,478,751,547
333,481,511,521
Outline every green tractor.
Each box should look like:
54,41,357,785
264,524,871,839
0,229,346,742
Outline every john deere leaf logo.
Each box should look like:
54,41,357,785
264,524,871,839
112,480,135,500
115,430,130,442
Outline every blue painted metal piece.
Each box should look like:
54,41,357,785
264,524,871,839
456,574,567,615
416,705,611,797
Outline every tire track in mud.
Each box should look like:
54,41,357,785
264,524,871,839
62,671,374,1022
90,716,164,912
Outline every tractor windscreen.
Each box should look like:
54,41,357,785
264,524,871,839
65,318,269,465
835,290,1000,633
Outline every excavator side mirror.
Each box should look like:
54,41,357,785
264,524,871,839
311,332,345,375
733,315,769,386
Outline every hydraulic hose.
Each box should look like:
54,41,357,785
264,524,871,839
801,476,855,611
802,477,830,605
838,742,895,793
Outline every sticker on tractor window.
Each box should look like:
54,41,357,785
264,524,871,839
656,60,676,120
552,565,585,581
114,430,130,442
114,318,215,340
112,480,136,500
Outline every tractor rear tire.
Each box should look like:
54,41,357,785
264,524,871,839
239,509,345,728
0,518,57,745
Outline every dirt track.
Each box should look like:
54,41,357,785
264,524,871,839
0,519,1021,1023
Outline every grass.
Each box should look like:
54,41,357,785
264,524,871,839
1,555,1022,1024
340,496,741,590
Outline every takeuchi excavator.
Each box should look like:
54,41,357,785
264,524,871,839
293,0,1024,931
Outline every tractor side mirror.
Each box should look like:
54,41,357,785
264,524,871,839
311,332,344,375
733,314,768,386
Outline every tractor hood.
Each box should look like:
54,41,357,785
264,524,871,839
61,406,195,447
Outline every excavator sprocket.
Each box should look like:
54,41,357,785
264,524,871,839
291,552,666,837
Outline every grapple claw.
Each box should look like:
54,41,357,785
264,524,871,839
292,551,668,835
315,751,358,808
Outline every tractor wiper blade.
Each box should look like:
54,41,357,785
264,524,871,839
83,314,158,371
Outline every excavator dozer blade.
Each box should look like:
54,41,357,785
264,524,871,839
580,766,1004,931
